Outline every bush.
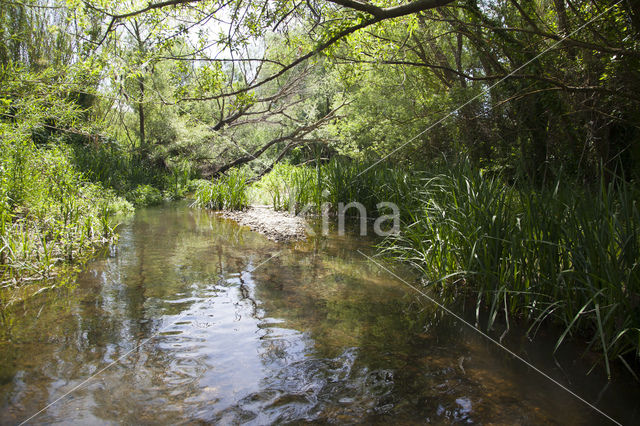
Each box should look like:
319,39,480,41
126,184,164,207
187,179,211,193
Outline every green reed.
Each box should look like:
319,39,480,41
381,160,640,376
256,159,419,217
256,163,321,214
193,169,249,211
256,157,639,375
0,136,132,287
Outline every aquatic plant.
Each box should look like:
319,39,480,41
0,135,132,287
381,160,640,376
256,163,321,214
255,157,640,374
255,159,419,217
193,170,249,211
321,158,420,219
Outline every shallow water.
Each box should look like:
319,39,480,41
1,204,638,424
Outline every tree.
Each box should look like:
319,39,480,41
317,0,640,180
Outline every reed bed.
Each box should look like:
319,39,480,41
382,161,640,376
255,158,639,374
255,159,420,217
256,163,321,213
193,170,249,211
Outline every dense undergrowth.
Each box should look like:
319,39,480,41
253,159,640,376
0,132,196,289
0,67,188,289
70,142,193,206
0,133,133,287
385,163,639,377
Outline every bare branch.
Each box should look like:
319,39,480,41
85,0,201,20
206,104,345,177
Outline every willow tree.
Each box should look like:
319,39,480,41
7,0,637,181
60,0,455,173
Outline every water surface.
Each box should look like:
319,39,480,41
1,204,638,424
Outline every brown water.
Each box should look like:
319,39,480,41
1,204,638,425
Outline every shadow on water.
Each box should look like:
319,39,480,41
1,203,639,424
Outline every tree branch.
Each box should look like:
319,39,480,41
331,57,640,102
179,0,455,101
328,0,455,20
206,104,344,178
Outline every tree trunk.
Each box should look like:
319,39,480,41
138,77,145,149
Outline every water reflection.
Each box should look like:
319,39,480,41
0,204,638,424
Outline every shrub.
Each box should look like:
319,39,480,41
126,184,164,207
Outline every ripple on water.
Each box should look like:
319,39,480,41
1,205,638,425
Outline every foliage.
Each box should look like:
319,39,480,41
379,160,640,375
126,184,163,207
321,159,421,218
0,62,133,287
256,157,640,373
257,159,420,217
256,163,322,214
324,1,640,182
0,133,132,286
193,170,249,211
69,142,168,193
187,179,212,193
3,0,640,375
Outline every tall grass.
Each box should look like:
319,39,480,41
70,141,195,204
193,170,249,211
0,135,132,287
257,163,321,213
322,158,421,218
70,141,167,192
255,158,639,374
255,159,420,217
381,160,640,376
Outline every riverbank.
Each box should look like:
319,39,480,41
0,137,135,288
248,159,640,376
218,205,308,242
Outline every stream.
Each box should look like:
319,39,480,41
1,204,638,424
